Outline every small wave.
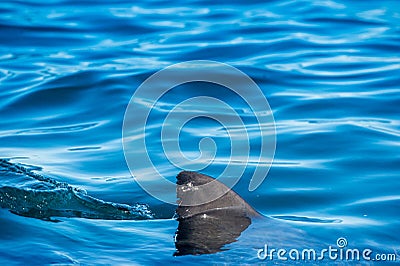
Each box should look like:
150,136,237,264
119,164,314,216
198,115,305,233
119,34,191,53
0,159,153,221
0,122,104,138
68,146,101,151
272,215,342,224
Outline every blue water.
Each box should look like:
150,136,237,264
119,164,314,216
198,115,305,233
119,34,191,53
1,0,400,264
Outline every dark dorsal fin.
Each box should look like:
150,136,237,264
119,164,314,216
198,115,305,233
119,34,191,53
174,171,261,256
176,171,260,219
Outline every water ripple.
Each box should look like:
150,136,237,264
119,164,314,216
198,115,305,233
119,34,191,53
0,122,104,137
0,0,399,263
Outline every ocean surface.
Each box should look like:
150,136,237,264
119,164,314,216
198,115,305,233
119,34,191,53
1,0,400,265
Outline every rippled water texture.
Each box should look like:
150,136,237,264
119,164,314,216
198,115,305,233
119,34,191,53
1,0,399,264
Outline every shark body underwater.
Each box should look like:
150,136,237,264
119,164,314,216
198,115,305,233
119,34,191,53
0,159,302,257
